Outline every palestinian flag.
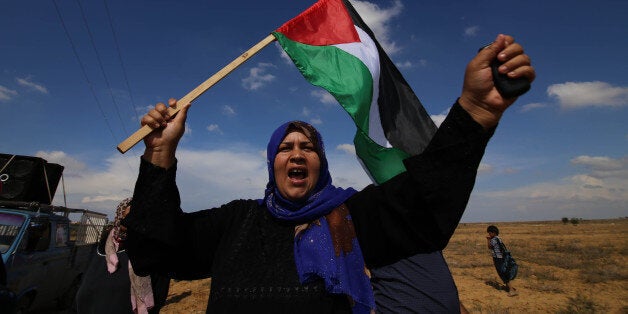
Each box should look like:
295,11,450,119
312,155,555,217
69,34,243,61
273,0,437,184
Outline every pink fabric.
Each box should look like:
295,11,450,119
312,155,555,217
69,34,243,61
105,229,120,273
129,261,155,314
104,223,155,313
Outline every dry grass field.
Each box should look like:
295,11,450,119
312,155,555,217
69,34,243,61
161,218,628,313
445,219,628,313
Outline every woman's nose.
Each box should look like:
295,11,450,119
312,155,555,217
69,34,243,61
289,150,305,162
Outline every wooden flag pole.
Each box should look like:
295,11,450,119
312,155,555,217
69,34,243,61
117,34,276,154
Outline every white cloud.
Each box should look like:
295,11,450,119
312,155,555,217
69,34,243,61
302,107,311,117
571,156,628,181
242,63,276,90
0,85,18,102
35,151,87,175
518,102,546,113
336,144,356,155
547,81,628,109
222,105,236,116
466,155,628,221
38,152,139,218
311,89,337,105
395,61,412,69
301,107,322,125
482,169,627,202
571,155,624,171
183,123,192,138
431,114,446,127
175,149,269,206
275,43,293,64
350,0,404,55
395,59,427,69
16,77,48,94
478,163,493,175
81,195,127,203
464,26,480,37
206,124,222,134
140,104,154,115
326,151,371,189
431,107,450,127
38,149,267,218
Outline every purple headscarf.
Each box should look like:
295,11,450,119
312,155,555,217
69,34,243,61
262,121,375,313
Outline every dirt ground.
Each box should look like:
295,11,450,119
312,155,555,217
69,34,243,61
161,218,628,313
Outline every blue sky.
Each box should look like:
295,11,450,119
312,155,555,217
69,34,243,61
1,0,627,221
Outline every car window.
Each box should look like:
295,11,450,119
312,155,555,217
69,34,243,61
25,219,51,252
55,223,69,247
0,212,25,253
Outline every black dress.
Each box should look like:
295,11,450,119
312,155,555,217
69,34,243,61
75,231,170,313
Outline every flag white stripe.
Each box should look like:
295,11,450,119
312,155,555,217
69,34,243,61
334,26,391,148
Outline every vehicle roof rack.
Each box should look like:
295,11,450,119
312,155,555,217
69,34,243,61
0,200,107,218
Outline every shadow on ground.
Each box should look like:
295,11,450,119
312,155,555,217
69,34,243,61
484,280,506,291
164,291,192,305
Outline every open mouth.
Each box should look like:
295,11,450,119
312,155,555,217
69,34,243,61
288,168,308,180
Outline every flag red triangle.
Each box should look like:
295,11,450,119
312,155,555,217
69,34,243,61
276,0,360,46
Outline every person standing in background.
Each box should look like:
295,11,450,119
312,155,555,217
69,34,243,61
75,198,170,313
487,225,518,296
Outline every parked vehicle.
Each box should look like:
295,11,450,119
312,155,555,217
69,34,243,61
0,154,107,312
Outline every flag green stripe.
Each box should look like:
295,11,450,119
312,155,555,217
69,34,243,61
274,32,372,132
353,129,410,183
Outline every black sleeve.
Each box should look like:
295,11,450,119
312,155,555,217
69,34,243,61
347,101,495,267
122,158,235,279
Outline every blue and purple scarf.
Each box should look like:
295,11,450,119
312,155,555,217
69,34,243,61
261,121,375,313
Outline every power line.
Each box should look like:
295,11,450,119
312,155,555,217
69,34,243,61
52,0,118,143
52,0,137,171
74,0,129,136
102,0,140,124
